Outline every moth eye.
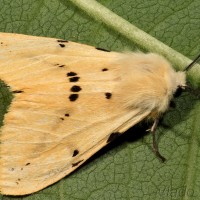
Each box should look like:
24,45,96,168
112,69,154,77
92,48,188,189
173,87,183,98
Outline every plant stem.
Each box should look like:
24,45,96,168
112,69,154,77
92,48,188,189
69,0,200,88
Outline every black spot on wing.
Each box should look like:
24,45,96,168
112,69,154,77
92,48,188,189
69,94,79,101
67,72,77,77
13,90,24,93
72,149,79,157
61,113,70,119
72,160,84,167
105,92,112,99
69,77,80,82
96,47,110,52
71,85,82,92
25,163,30,166
56,64,65,67
59,43,65,48
102,68,108,71
57,39,69,43
107,132,121,143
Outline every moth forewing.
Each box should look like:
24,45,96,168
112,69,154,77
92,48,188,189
0,32,186,195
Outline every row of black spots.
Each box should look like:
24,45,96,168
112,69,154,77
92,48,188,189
66,71,81,102
9,162,31,172
72,159,84,167
15,163,30,185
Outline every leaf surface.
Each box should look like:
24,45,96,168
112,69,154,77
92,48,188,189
0,0,200,199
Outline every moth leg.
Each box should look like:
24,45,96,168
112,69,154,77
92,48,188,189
151,119,166,162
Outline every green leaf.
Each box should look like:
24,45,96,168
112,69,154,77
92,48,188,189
0,0,200,200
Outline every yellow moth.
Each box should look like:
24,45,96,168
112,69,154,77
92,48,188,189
0,32,199,196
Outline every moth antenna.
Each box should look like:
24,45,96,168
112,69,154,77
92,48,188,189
184,53,200,71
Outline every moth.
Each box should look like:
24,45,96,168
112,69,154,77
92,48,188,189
0,32,199,195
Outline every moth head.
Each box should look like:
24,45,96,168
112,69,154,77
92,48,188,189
159,53,200,114
173,53,200,98
172,71,186,98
